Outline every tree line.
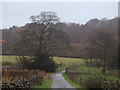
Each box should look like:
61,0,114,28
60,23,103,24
1,12,119,72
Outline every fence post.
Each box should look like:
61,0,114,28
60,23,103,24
109,80,111,88
116,80,118,88
65,68,67,75
103,78,106,89
79,77,82,85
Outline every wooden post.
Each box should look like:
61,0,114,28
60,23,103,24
76,67,77,73
116,80,118,88
79,77,82,85
65,68,67,74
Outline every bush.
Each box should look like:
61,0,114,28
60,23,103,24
2,70,44,89
35,55,57,72
83,75,102,89
19,54,57,72
2,75,43,89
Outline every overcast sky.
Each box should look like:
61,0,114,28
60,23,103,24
0,2,118,29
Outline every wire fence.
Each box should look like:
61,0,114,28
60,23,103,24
65,66,120,89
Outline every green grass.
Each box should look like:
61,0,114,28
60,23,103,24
69,65,101,74
34,79,53,88
0,55,17,63
56,67,66,72
1,56,85,65
68,65,119,81
64,69,119,89
53,57,85,67
54,57,85,73
1,55,85,73
79,74,119,81
53,57,85,73
103,75,120,81
62,73,82,88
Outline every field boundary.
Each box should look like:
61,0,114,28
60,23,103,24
65,66,120,89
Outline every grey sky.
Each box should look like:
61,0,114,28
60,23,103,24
1,2,118,29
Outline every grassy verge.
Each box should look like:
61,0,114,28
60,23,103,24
56,67,66,72
62,73,82,88
34,79,53,88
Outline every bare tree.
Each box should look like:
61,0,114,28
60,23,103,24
84,29,115,74
15,11,61,72
29,11,59,54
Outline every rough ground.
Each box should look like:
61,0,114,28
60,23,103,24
51,70,76,89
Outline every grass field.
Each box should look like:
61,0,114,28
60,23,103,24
0,55,17,63
69,65,101,74
53,57,85,66
1,55,85,67
1,55,85,73
1,55,84,62
34,79,53,88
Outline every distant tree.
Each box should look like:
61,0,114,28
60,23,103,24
93,30,113,74
81,18,118,74
83,28,117,74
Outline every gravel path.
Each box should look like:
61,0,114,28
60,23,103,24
51,70,76,89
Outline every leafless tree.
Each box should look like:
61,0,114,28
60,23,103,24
15,12,61,72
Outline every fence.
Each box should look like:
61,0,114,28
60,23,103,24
102,78,120,89
65,66,120,89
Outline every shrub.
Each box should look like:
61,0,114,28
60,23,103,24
35,56,57,72
34,54,57,72
83,75,102,89
17,54,57,72
2,70,44,89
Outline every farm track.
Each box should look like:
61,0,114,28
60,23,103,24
51,70,76,89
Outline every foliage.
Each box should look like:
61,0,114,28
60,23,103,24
33,54,57,72
82,75,102,89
